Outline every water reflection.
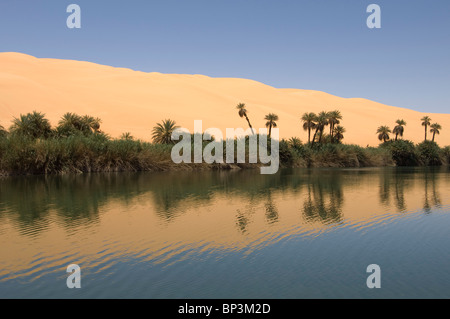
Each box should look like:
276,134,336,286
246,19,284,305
265,190,279,225
376,167,445,214
0,168,447,235
423,169,442,213
302,170,344,225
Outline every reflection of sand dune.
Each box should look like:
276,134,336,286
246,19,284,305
1,52,450,146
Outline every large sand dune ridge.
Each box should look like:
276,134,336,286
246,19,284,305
0,52,448,146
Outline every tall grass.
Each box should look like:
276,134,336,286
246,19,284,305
0,134,174,175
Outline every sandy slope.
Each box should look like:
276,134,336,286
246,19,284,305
0,52,448,146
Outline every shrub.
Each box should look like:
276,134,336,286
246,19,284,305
382,140,419,166
442,146,450,165
279,139,294,165
416,141,443,166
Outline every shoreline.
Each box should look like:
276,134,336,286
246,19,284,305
2,160,448,178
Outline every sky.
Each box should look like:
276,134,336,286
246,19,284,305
0,0,449,113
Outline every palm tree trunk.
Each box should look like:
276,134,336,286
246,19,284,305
308,127,311,144
424,125,427,141
432,132,436,142
268,124,272,139
245,115,254,134
395,134,398,141
311,127,320,146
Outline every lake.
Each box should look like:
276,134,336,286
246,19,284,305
0,167,449,299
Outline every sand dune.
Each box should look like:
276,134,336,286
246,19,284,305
0,52,448,146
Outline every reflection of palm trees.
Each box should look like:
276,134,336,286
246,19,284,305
423,169,442,213
394,176,406,212
236,210,250,234
264,191,279,225
378,169,407,212
379,168,443,214
302,171,344,225
379,171,391,206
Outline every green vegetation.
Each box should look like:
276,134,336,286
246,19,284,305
0,109,448,176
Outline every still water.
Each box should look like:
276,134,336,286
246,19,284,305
0,167,449,299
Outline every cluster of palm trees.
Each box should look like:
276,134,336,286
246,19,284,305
377,116,442,143
0,111,103,139
301,110,345,145
9,111,53,139
236,104,345,145
57,112,102,137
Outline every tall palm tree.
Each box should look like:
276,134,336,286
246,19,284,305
264,113,279,138
376,125,391,143
301,112,317,144
333,125,346,143
393,119,406,141
421,116,431,141
152,119,180,144
10,111,52,139
236,103,254,134
430,123,442,142
328,110,342,138
312,111,329,145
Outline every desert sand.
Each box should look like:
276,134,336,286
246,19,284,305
0,52,448,146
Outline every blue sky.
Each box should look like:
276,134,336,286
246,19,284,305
1,0,449,113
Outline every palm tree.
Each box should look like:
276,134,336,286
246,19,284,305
312,111,329,145
421,116,431,141
59,112,80,128
264,113,279,138
430,123,442,142
301,112,317,144
121,132,134,140
58,113,101,136
333,125,346,143
82,115,101,133
236,103,254,134
288,137,302,149
152,119,180,144
393,119,406,141
376,125,391,143
10,111,52,139
328,110,342,138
